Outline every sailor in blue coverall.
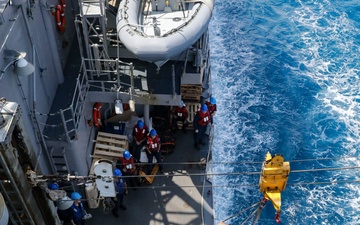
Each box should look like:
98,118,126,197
112,168,128,217
70,192,86,225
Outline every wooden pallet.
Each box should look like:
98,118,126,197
181,95,201,101
181,84,202,102
181,84,202,93
185,103,201,129
92,132,129,161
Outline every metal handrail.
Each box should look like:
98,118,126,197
39,58,135,141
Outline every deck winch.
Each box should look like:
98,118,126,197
259,152,290,223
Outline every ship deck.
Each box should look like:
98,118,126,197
42,40,214,224
86,130,214,225
42,2,214,223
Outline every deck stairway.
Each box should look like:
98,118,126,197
49,147,75,192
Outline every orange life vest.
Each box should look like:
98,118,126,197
205,101,216,115
174,106,188,120
119,157,135,173
147,135,161,152
133,125,148,142
197,110,211,126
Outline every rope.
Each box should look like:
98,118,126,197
288,155,360,163
50,178,360,191
240,207,258,225
220,202,260,224
252,199,267,225
126,155,360,166
291,165,360,173
46,164,360,181
287,179,360,186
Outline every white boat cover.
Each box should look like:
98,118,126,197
116,0,214,62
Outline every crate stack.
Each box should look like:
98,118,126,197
90,132,129,174
181,84,202,102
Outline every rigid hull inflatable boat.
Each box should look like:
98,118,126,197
116,0,214,63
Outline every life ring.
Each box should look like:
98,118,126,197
93,102,102,128
60,0,66,8
59,0,66,27
55,5,65,33
60,4,66,28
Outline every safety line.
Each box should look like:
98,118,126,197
128,155,360,166
55,178,360,192
240,207,258,225
288,155,360,163
291,165,360,173
46,164,360,182
128,165,360,177
287,179,360,186
129,178,360,188
220,202,260,223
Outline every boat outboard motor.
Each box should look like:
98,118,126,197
153,17,161,36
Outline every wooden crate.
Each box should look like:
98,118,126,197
92,132,129,161
181,84,202,102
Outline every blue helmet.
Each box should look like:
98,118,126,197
210,97,216,104
71,192,82,200
123,150,131,159
114,168,122,176
150,129,157,136
48,182,59,190
137,120,144,129
201,104,208,112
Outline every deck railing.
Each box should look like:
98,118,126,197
82,58,134,92
41,58,134,141
39,60,89,142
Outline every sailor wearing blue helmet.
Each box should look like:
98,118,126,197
193,104,213,150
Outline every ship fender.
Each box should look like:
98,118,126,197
93,102,102,128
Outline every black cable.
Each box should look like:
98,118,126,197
111,154,360,167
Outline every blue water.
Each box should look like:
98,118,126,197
210,1,360,224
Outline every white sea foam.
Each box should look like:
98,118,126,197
211,0,360,224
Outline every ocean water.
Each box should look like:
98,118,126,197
210,1,360,224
